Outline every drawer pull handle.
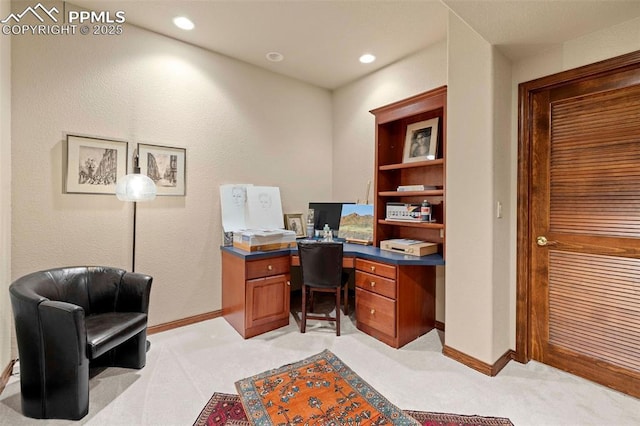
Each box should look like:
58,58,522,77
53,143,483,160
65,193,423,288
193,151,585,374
370,266,375,272
286,281,291,286
370,281,376,287
370,309,375,315
267,265,273,271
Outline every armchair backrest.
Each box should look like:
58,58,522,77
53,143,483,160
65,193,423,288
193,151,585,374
298,241,344,289
10,266,128,315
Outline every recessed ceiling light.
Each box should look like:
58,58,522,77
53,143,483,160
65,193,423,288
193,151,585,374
266,51,284,62
173,16,194,31
359,54,376,64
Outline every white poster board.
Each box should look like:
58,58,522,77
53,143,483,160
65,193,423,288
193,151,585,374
219,184,253,232
246,186,284,230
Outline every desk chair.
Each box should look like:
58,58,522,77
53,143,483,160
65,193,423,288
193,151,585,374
298,241,348,336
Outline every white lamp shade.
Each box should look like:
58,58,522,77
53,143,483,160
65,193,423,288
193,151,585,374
115,174,157,202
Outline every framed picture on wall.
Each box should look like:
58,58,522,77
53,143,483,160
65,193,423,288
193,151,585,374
138,143,186,196
65,134,128,195
284,213,305,237
402,118,439,163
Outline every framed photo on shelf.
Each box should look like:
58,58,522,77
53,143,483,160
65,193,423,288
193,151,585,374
402,117,439,163
65,134,128,195
138,143,186,196
284,213,305,237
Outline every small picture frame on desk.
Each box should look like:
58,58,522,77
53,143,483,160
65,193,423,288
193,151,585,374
403,118,439,163
284,213,305,237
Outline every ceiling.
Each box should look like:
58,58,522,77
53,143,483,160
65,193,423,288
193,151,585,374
68,0,640,90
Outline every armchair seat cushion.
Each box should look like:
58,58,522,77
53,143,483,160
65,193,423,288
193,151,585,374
85,312,148,359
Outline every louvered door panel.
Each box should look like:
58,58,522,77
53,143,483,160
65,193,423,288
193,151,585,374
548,251,640,372
550,86,640,238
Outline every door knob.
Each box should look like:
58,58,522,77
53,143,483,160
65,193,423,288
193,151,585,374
536,236,557,246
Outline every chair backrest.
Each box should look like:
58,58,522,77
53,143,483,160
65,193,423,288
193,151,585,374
9,266,128,315
298,241,343,289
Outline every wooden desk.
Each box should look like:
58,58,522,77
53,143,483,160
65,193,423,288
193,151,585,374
221,243,444,348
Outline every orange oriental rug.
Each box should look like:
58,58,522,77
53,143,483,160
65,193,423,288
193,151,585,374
198,349,513,426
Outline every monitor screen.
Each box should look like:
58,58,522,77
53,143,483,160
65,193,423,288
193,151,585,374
308,202,354,231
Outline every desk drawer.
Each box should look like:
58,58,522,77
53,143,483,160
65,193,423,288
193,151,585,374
355,259,396,280
355,271,396,299
356,288,396,337
291,255,355,268
246,256,290,280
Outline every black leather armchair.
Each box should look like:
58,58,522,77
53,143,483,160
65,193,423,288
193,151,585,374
9,266,153,420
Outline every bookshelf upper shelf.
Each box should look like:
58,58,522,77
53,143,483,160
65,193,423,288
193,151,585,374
378,219,445,229
379,158,444,171
378,190,444,197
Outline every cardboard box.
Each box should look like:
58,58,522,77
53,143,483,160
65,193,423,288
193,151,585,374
233,241,296,252
232,229,297,252
380,239,438,257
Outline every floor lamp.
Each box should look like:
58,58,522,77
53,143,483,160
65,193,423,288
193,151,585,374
115,154,157,272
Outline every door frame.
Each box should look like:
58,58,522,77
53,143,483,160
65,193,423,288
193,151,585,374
515,49,640,363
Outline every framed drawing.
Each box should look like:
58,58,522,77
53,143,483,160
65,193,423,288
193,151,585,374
284,213,305,237
65,134,128,194
138,143,186,196
402,118,439,163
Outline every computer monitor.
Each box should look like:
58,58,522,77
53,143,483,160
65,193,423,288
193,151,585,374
308,202,354,232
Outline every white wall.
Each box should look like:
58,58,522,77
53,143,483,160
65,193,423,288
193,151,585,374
445,12,499,363
1,0,14,376
11,22,333,326
564,16,640,71
513,16,640,86
332,41,448,322
491,47,512,355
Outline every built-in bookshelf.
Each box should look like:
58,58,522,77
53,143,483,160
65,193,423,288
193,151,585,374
369,86,447,257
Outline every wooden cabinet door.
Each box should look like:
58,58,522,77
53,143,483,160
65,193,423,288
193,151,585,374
246,274,290,329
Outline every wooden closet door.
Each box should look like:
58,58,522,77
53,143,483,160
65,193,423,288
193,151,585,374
529,66,640,397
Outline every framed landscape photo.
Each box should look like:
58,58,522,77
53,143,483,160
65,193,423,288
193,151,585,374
138,143,186,196
337,204,374,243
284,213,305,237
402,118,439,163
65,134,128,195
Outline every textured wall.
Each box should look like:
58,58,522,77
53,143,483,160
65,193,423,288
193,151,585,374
1,0,14,375
490,47,513,358
11,23,332,326
445,12,496,363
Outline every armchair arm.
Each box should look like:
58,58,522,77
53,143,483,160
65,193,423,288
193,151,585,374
116,272,153,313
38,301,88,367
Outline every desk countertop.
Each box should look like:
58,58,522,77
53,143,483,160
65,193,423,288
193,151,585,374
220,242,445,266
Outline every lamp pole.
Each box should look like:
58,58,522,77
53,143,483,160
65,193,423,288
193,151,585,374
132,200,137,272
115,150,157,273
131,155,140,273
